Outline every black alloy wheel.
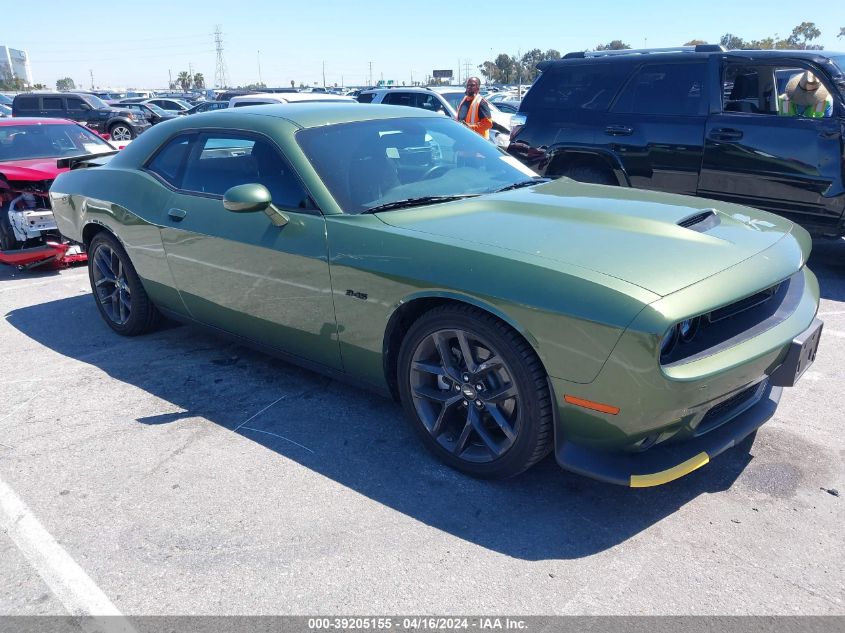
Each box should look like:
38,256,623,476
398,305,553,479
88,232,159,336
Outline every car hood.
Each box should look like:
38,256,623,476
0,158,66,182
374,179,797,297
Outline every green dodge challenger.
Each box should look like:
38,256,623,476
49,104,823,486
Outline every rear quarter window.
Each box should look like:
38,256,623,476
357,93,376,103
14,96,38,110
522,63,630,111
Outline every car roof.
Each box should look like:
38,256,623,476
0,117,77,126
230,92,353,104
543,48,844,70
188,102,439,128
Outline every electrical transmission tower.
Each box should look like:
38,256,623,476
214,25,229,88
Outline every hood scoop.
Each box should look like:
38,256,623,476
678,209,720,233
677,208,720,233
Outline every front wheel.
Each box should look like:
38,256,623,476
88,232,159,336
397,305,553,479
109,123,135,142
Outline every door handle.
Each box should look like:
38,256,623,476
709,128,743,141
604,125,633,136
167,208,187,222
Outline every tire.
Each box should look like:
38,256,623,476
88,232,159,336
564,164,617,186
109,123,135,142
397,304,553,479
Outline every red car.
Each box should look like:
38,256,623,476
0,118,116,270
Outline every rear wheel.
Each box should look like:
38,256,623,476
88,232,159,335
397,305,553,479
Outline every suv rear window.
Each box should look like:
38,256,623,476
522,64,629,111
357,92,376,104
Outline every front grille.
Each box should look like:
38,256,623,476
708,283,781,323
696,381,766,436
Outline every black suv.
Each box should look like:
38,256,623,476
12,92,151,142
508,46,845,237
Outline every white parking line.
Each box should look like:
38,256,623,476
0,476,135,630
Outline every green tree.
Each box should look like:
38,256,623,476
494,53,515,83
720,33,746,49
176,71,192,91
839,27,844,38
520,48,544,81
56,77,76,91
784,21,822,48
684,39,707,46
478,60,498,82
594,40,631,51
193,73,205,89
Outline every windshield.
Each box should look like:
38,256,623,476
145,103,167,116
296,116,537,214
0,104,11,116
85,94,110,109
0,123,113,160
830,55,845,74
0,94,12,106
440,91,465,110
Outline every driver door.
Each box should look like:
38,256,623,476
149,131,342,369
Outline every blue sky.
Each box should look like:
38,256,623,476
7,0,844,90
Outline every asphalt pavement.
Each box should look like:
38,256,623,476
0,240,843,616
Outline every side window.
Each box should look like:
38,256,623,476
146,134,195,188
15,96,38,110
612,63,706,116
418,94,445,113
522,65,629,111
43,97,63,111
722,65,778,115
357,92,375,104
182,134,313,210
383,92,413,107
66,98,87,112
774,67,833,118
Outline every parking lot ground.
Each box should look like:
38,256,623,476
0,241,843,616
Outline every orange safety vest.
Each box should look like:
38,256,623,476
456,94,493,139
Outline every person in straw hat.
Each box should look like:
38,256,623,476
778,71,832,118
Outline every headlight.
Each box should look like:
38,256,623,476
660,325,679,361
679,317,700,343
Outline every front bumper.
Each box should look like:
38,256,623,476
554,381,781,487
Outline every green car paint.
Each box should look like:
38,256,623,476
49,104,822,486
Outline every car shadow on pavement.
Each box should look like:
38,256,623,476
6,293,761,561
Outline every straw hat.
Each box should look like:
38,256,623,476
785,71,830,106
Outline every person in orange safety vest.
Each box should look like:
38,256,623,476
455,76,493,139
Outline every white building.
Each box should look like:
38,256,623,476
0,46,33,85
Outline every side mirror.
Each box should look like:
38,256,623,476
223,184,288,227
223,183,272,212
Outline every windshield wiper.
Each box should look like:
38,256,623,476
493,177,551,193
361,194,479,214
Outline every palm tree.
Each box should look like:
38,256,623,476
193,73,205,89
176,71,192,91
